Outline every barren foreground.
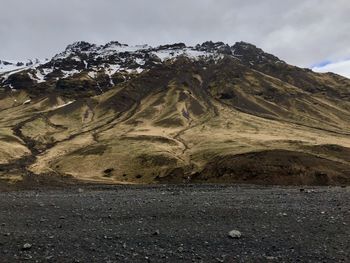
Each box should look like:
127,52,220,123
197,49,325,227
0,185,349,262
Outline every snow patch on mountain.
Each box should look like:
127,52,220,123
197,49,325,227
53,100,75,109
87,71,97,79
61,69,80,79
0,59,44,74
0,41,256,88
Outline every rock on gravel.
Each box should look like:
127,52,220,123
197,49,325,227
22,243,32,250
152,229,160,236
228,230,242,239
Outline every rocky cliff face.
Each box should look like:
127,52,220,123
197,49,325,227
1,41,350,186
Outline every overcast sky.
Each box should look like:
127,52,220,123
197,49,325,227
1,0,349,76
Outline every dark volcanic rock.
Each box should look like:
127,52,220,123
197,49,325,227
0,185,348,262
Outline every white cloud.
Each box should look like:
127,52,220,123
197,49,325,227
313,60,350,78
0,0,349,67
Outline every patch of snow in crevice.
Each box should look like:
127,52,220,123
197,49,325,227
152,48,214,61
88,71,97,79
72,56,81,62
28,70,48,83
27,72,36,81
53,100,75,109
126,68,144,74
136,68,144,73
61,69,80,79
109,76,114,86
34,68,53,83
104,64,121,77
135,58,145,66
43,68,54,75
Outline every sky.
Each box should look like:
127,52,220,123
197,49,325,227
0,0,349,77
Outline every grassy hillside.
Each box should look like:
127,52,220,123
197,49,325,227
1,55,350,186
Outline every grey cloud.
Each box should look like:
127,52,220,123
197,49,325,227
0,0,349,67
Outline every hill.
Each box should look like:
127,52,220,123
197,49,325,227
1,41,350,186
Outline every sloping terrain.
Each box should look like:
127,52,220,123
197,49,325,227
1,41,350,186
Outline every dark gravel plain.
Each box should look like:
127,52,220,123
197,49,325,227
0,184,349,262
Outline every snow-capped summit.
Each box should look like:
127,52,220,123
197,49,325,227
0,40,286,95
65,41,97,52
102,41,127,49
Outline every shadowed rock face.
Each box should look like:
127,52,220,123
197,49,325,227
1,41,350,186
193,150,350,185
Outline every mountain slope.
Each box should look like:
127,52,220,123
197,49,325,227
1,41,350,186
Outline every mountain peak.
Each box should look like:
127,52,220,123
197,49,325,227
232,41,284,65
1,40,296,92
102,41,129,49
156,43,187,50
65,41,97,52
196,41,232,55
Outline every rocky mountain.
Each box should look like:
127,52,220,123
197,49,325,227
1,41,350,187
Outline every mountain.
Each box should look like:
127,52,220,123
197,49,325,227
1,41,350,187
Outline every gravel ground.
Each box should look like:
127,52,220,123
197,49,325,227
0,184,349,262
